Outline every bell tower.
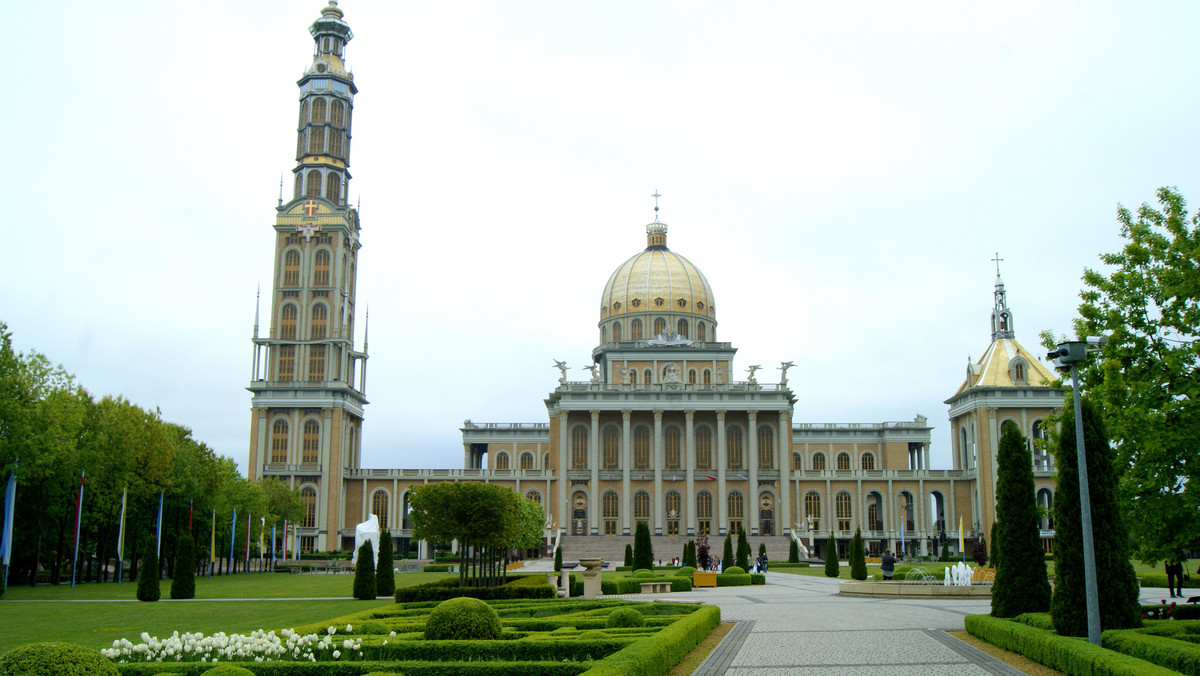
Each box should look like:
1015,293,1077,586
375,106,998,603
247,0,368,553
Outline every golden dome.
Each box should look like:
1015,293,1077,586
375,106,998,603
598,218,716,344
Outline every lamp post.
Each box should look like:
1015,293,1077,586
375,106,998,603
1047,336,1107,646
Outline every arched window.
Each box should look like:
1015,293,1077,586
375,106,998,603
519,452,533,470
325,172,340,204
696,490,713,535
1014,361,1026,382
866,501,880,531
757,425,774,470
628,369,637,384
665,490,681,535
836,452,850,470
695,425,712,469
792,452,802,470
688,369,697,384
612,321,622,342
330,99,344,126
313,249,330,286
835,492,852,531
728,491,744,533
630,319,642,340
310,304,327,339
525,489,541,505
653,317,667,336
280,302,298,338
633,426,650,469
860,452,875,470
283,251,301,288
703,369,711,384
812,452,826,470
277,345,295,380
727,426,744,470
308,345,325,381
1037,488,1054,529
543,452,550,469
301,486,317,528
302,419,320,464
305,169,321,197
804,491,821,530
294,172,302,199
601,326,607,344
372,490,388,530
270,419,288,464
643,368,651,383
677,318,688,338
602,491,619,535
1001,419,1020,436
633,490,651,525
571,426,588,469
299,99,309,125
602,427,619,469
311,97,326,123
664,426,681,469
308,126,325,154
494,451,509,470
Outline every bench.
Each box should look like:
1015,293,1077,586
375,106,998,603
640,581,672,594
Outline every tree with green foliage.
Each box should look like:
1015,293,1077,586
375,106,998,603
824,533,839,577
788,538,800,563
939,541,951,562
758,542,766,559
554,545,562,572
991,426,1051,617
849,527,867,580
624,544,633,567
375,534,394,597
136,537,159,602
632,521,654,571
735,526,750,570
722,533,734,572
352,540,376,600
169,536,195,599
1065,186,1200,564
1050,397,1141,635
989,521,999,570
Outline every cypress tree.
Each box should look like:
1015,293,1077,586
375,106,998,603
722,533,734,572
1050,397,1141,635
554,546,563,572
788,538,800,563
376,534,395,597
632,521,654,570
824,533,839,577
991,426,1051,617
169,536,195,600
989,521,999,570
352,540,376,600
680,541,689,565
623,544,633,567
849,527,867,580
758,542,766,558
136,538,160,602
735,526,750,570
939,541,951,562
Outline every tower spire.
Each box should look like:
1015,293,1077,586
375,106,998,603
990,253,1014,339
645,190,668,250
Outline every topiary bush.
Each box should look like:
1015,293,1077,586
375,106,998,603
606,607,646,628
201,666,255,676
632,568,656,578
353,540,376,600
624,544,633,567
578,630,609,640
824,533,839,577
358,620,390,634
789,538,800,563
675,566,695,577
633,521,654,571
555,546,563,572
170,536,195,600
136,537,160,602
849,527,867,580
723,566,746,575
424,596,501,640
0,642,119,676
376,534,395,598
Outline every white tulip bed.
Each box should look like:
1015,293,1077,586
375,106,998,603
100,625,392,664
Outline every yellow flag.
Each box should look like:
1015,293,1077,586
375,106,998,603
958,515,965,561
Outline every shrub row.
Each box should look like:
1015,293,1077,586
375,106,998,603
116,661,589,675
422,564,455,572
577,605,720,676
768,562,810,569
1140,574,1170,588
394,584,555,603
1103,626,1200,675
599,577,693,595
964,614,1177,675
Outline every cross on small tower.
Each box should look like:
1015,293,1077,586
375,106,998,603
303,199,319,217
652,190,661,214
992,252,1004,276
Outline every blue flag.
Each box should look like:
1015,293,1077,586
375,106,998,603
1,471,15,568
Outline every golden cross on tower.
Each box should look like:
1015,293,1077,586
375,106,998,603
992,252,1004,276
303,199,319,217
651,190,661,214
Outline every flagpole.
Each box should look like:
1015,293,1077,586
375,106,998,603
116,487,127,584
70,470,84,588
1,468,16,593
282,519,288,562
259,517,265,572
155,491,164,560
229,508,236,576
209,509,216,578
244,512,251,575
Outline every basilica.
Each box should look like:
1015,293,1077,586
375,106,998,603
247,2,1062,561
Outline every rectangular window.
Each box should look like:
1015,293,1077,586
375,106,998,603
300,536,315,554
308,345,325,381
278,345,295,381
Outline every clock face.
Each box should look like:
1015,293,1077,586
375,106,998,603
574,495,586,509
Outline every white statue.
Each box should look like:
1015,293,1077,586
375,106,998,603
582,363,600,383
615,365,630,384
553,359,568,384
746,365,762,384
662,363,682,383
716,367,728,383
354,514,381,569
779,361,795,385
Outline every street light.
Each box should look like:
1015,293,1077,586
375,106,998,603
1047,336,1107,646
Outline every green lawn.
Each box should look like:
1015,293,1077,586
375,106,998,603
0,571,453,655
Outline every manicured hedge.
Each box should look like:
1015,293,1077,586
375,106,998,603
964,614,1178,675
1013,612,1055,631
600,577,693,594
715,573,751,587
394,583,555,603
422,564,455,573
576,605,720,676
1103,625,1200,675
1140,574,1170,588
117,661,589,676
749,574,765,585
769,562,810,568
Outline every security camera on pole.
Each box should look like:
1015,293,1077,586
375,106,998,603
1046,335,1106,647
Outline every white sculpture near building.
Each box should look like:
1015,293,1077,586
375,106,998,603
354,514,381,569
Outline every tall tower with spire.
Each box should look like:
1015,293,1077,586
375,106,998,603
247,0,368,554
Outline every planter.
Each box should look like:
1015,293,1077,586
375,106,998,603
693,571,717,588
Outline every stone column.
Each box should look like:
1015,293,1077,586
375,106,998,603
653,410,664,535
685,410,696,536
557,411,569,535
589,410,600,536
716,410,727,534
778,410,790,536
621,410,632,535
923,443,931,472
748,411,759,535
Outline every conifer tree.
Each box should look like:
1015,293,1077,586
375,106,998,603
735,526,750,570
789,538,800,563
554,545,563,572
939,541,951,562
136,538,160,602
632,521,654,570
352,540,376,600
758,542,766,559
375,534,395,597
824,533,839,577
992,426,1051,617
623,544,633,567
722,534,734,572
989,521,999,570
169,536,195,600
849,527,867,580
1050,397,1141,635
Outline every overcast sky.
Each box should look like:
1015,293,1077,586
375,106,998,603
5,1,1199,472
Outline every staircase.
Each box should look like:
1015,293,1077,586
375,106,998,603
559,534,799,565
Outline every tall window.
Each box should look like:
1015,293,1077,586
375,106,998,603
703,369,711,384
836,452,850,470
727,426,744,470
628,369,637,384
305,170,321,197
330,99,344,126
270,419,288,463
677,318,688,338
494,452,509,470
728,491,744,534
280,303,298,338
812,452,826,470
602,491,619,535
329,131,344,159
630,319,642,340
633,427,650,469
633,490,650,525
299,99,309,125
835,492,852,531
866,502,881,531
311,97,327,123
665,491,681,535
519,452,533,470
308,127,325,154
301,486,317,528
283,251,301,287
860,452,875,470
792,452,802,470
695,426,712,469
696,491,713,534
571,426,588,469
804,491,821,530
697,322,706,341
372,491,388,530
664,427,681,469
653,317,666,336
301,419,320,464
602,427,619,469
757,425,774,469
612,321,622,341
325,172,340,204
688,369,696,384
277,345,295,380
308,345,325,381
310,304,327,339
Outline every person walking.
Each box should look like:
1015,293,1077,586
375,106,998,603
881,548,896,580
1166,556,1184,598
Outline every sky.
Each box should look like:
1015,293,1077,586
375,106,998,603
5,1,1200,472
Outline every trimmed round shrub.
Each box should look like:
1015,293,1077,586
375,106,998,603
632,569,656,578
724,566,746,575
202,666,256,676
0,642,119,676
424,597,501,640
358,620,389,635
607,607,646,628
578,630,609,640
675,566,696,577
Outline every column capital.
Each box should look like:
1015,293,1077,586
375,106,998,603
748,410,757,422
590,410,601,420
684,410,695,421
557,410,569,422
621,410,632,420
716,410,726,420
653,410,663,421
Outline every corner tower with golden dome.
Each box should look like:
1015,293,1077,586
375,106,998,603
246,0,368,554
